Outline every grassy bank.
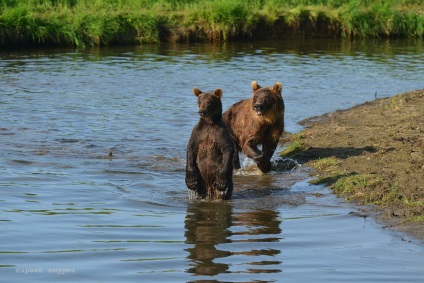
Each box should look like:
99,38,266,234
1,0,423,47
280,89,424,239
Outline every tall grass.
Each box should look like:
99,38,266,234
1,0,423,47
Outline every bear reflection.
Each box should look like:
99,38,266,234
185,201,232,275
184,201,282,276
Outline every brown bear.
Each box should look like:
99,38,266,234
223,81,284,173
186,87,234,200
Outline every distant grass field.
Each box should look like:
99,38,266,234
1,0,423,47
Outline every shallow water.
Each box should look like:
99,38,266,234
1,38,424,282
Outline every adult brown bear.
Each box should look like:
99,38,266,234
223,81,284,173
186,87,234,200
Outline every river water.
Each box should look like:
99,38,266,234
1,38,423,282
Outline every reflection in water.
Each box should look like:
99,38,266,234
185,201,283,279
185,201,233,276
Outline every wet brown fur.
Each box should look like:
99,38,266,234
223,81,284,173
186,87,234,199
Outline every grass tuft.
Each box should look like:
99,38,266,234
406,215,424,222
280,133,305,158
313,157,339,171
381,95,404,111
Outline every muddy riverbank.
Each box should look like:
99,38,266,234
281,89,424,241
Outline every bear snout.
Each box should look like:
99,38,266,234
198,110,206,117
253,104,264,115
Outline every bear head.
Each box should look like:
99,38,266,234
251,81,283,116
193,87,223,122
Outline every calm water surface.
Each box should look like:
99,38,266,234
1,38,424,282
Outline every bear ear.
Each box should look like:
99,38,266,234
273,82,283,94
251,81,261,92
213,88,223,98
193,87,202,97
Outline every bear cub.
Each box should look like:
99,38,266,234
223,81,285,173
186,87,235,200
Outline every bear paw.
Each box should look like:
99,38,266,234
213,177,228,191
257,158,272,173
185,176,198,191
188,189,202,199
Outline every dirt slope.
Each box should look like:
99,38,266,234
281,89,424,240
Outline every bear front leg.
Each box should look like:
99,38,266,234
216,179,233,200
185,167,198,191
241,136,263,163
213,153,234,191
213,144,234,192
213,171,230,192
257,157,272,173
185,145,199,191
256,139,278,173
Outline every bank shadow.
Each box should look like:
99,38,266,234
184,201,282,278
293,146,377,164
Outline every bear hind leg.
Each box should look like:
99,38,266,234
233,150,241,170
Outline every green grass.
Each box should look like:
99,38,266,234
311,172,385,203
279,133,305,158
311,171,423,211
1,0,423,47
406,215,424,222
313,157,339,170
332,173,369,195
381,95,404,111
